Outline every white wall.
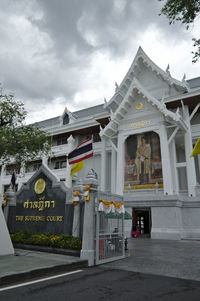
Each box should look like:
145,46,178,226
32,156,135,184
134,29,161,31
151,206,182,240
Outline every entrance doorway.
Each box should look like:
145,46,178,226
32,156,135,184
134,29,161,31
132,208,151,237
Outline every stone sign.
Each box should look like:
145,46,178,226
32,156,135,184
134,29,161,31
8,165,74,235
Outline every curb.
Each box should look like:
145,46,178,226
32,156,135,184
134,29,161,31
0,259,88,287
14,244,80,257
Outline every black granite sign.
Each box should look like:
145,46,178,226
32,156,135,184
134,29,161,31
8,165,74,234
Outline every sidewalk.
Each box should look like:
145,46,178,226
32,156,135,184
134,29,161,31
2,239,200,287
0,248,88,286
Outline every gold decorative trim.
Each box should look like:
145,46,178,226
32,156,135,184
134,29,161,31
136,102,143,110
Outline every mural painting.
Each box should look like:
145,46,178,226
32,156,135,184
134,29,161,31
124,132,163,189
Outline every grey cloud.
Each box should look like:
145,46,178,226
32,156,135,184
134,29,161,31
0,0,194,123
34,0,188,57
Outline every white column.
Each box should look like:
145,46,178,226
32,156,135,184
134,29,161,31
170,139,179,194
111,146,116,193
42,155,48,166
81,173,98,266
184,106,196,196
100,137,106,191
159,124,173,195
116,134,125,195
72,204,80,237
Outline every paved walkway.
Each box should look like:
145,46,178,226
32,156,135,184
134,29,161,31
103,238,200,281
0,249,87,286
1,239,200,287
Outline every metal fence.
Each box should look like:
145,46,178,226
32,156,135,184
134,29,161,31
95,191,125,265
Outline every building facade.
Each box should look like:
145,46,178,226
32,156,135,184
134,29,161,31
1,47,200,240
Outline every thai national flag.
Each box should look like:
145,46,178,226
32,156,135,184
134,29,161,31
68,137,93,165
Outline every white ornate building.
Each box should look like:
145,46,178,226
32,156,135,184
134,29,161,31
1,47,200,240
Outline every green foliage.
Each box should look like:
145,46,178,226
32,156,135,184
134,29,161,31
159,0,200,62
10,231,82,250
192,38,200,63
159,0,200,24
0,85,51,166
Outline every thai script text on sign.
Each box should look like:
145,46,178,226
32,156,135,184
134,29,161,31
23,198,55,211
130,120,151,128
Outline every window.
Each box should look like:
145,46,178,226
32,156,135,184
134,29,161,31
25,162,42,173
175,135,186,163
54,160,66,169
55,161,60,169
52,136,68,146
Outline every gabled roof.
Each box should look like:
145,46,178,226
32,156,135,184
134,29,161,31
187,77,200,90
34,104,107,129
100,78,188,138
105,47,189,113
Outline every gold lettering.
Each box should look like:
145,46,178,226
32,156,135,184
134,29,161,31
24,200,30,208
39,216,45,221
33,201,38,209
57,216,63,222
23,199,57,211
16,216,24,221
130,120,151,128
38,201,44,211
46,216,63,222
25,215,45,222
45,201,50,208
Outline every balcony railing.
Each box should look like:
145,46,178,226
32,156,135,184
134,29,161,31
51,144,69,156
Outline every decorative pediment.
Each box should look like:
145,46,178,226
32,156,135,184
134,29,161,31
105,47,189,114
16,164,68,196
100,78,188,138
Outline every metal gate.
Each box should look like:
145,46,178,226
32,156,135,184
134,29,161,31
95,191,125,265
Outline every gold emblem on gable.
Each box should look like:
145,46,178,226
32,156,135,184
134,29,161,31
34,178,46,194
136,103,143,110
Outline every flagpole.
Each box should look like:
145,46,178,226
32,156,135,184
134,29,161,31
92,134,95,174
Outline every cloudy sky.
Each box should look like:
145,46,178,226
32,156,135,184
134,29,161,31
0,0,199,124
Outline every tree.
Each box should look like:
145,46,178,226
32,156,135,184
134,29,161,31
0,86,51,169
159,0,200,62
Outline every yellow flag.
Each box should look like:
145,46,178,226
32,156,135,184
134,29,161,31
70,161,84,178
191,137,200,157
